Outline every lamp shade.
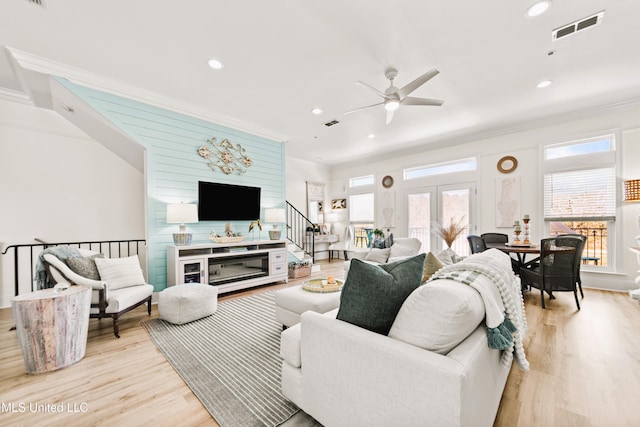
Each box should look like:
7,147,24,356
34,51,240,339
167,203,199,223
624,180,640,202
264,208,285,223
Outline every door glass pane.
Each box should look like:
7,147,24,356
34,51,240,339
441,189,470,257
407,192,431,253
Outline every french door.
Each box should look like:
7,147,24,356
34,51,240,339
405,182,476,256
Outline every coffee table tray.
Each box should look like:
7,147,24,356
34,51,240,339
302,279,344,293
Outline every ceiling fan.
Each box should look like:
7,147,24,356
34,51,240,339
344,67,443,124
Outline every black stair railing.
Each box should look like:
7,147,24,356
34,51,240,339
1,239,146,297
285,201,314,261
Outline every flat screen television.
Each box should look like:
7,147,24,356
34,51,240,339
198,181,261,221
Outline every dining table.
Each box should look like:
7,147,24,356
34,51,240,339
488,243,576,271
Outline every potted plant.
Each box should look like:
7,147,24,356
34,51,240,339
372,228,385,239
433,217,466,248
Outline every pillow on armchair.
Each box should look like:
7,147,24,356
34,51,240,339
66,253,105,280
94,255,146,290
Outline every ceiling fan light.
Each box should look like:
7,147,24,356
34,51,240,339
526,1,551,18
384,99,400,111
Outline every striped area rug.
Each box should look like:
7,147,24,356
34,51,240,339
141,291,299,427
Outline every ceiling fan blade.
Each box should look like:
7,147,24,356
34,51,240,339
396,69,440,99
401,96,444,107
386,109,395,125
355,81,391,99
343,101,385,115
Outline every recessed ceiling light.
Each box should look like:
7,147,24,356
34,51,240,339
526,1,552,18
207,58,224,70
537,79,553,88
368,134,376,139
311,107,323,115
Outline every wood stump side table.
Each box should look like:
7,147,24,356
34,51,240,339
11,285,91,374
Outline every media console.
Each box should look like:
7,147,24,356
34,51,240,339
167,240,288,293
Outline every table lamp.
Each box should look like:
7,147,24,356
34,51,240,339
167,203,199,245
265,208,286,240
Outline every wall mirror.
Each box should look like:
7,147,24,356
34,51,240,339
306,181,324,224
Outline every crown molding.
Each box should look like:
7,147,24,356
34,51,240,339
5,47,288,143
0,87,33,105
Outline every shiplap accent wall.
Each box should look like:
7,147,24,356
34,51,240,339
58,79,286,291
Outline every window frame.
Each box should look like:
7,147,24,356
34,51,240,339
540,132,621,273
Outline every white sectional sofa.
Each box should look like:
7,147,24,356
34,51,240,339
345,237,422,270
280,250,525,427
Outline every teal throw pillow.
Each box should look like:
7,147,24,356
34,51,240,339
336,253,426,335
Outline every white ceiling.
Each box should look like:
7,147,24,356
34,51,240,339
2,0,640,167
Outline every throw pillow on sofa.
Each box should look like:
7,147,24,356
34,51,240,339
372,233,394,249
364,247,391,263
388,278,485,354
422,251,443,283
336,253,426,335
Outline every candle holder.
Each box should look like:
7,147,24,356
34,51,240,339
523,217,530,244
513,229,522,243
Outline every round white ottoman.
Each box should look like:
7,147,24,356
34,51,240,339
159,284,218,325
275,285,341,328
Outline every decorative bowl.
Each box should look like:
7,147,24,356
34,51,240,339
209,236,246,243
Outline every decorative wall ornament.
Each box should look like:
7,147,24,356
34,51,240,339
496,176,521,228
331,199,347,209
198,137,253,175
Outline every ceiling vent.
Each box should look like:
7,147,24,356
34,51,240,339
552,11,604,41
324,119,339,127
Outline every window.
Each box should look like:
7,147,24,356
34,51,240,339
349,175,374,188
404,158,477,180
543,134,617,269
545,136,613,160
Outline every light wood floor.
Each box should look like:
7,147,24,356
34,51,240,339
1,260,639,426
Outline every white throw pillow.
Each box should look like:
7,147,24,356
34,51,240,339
94,255,146,290
364,247,391,264
388,238,421,258
388,279,485,354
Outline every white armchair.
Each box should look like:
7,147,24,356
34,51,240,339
42,248,153,338
328,226,354,261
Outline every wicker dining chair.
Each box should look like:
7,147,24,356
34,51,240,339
519,237,581,309
555,234,587,298
467,235,487,254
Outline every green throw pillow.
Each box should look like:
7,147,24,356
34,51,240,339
336,253,426,335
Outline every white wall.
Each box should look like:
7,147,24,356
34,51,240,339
329,102,640,292
0,98,144,307
285,157,331,215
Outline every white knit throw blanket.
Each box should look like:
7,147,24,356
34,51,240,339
429,248,529,370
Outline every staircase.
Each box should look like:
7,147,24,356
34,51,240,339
285,201,316,264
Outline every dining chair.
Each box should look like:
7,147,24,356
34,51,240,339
555,233,587,298
467,235,487,254
480,232,520,273
480,232,509,247
519,237,581,309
